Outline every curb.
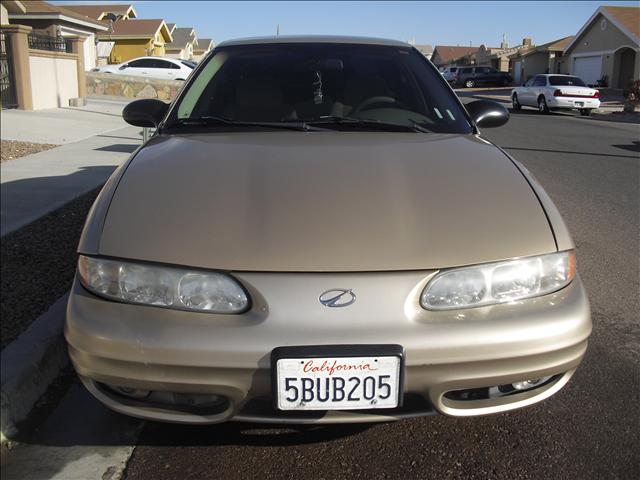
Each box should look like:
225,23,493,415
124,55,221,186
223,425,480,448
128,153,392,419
1,293,69,441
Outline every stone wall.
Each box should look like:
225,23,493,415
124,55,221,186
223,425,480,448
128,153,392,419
86,72,183,101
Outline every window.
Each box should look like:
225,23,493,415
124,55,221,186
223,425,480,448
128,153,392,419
460,67,473,74
171,43,473,134
128,59,155,68
532,76,547,87
524,77,535,87
548,75,586,87
450,67,457,72
181,60,197,69
477,67,491,74
153,59,180,69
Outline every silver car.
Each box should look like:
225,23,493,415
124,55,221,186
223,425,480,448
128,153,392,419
66,36,591,424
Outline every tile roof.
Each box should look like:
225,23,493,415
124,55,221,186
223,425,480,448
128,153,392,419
603,6,639,39
101,19,166,38
432,45,479,64
194,38,213,52
16,0,107,29
166,27,196,50
64,4,134,20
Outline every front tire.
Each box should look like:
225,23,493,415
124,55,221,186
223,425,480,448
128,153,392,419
512,93,522,111
538,96,549,114
465,79,475,88
579,108,592,116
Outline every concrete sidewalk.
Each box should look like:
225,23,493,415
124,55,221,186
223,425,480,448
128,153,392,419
1,125,141,236
1,98,132,145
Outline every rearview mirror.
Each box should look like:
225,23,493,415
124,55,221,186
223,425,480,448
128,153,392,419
465,99,509,128
122,99,169,128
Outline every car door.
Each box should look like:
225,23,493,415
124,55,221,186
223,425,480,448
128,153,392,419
531,75,547,102
519,76,536,105
121,58,155,78
152,59,180,80
475,67,491,85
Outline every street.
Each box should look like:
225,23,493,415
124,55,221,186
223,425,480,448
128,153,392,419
2,109,639,480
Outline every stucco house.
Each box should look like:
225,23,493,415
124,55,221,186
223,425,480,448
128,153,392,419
564,5,639,88
431,46,479,68
165,27,197,60
97,19,173,64
193,38,214,61
471,37,534,72
5,0,108,70
509,36,574,84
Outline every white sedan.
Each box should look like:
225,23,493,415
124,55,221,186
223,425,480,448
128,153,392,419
92,57,196,81
511,74,600,116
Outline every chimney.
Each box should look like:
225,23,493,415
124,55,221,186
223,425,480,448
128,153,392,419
522,37,533,47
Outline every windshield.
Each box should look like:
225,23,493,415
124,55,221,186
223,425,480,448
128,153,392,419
549,76,586,87
181,60,197,69
169,43,472,133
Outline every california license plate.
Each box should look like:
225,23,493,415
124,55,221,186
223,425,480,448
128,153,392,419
272,345,403,411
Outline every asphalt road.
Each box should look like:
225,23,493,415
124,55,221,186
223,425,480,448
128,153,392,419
5,108,640,480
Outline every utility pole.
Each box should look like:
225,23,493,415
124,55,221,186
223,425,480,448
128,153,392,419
276,24,280,36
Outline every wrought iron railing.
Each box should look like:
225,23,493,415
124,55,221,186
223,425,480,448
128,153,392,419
27,32,71,53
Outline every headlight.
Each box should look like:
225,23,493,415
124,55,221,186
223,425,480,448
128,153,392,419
78,256,249,313
421,251,576,310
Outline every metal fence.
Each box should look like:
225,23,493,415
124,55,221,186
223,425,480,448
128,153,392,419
0,31,18,109
27,32,71,53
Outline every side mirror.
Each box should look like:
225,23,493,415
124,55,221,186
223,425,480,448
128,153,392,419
123,99,169,128
465,99,509,128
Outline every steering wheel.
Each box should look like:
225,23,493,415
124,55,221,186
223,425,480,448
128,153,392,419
351,96,398,115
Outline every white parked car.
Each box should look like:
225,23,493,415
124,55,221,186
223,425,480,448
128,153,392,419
93,57,197,81
511,74,600,116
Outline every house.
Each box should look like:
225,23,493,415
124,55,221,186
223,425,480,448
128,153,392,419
431,46,479,68
165,27,197,60
63,3,137,22
193,38,214,61
471,37,534,72
98,19,173,64
5,0,108,70
414,44,433,61
563,5,639,88
166,23,177,35
509,36,574,84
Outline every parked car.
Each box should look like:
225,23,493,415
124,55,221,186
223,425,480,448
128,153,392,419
439,66,460,82
92,57,195,81
453,66,512,88
67,36,591,425
511,74,600,116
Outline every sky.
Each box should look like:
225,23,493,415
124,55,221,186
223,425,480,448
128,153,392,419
55,1,639,46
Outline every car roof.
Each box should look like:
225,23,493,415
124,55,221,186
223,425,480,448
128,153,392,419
217,35,408,48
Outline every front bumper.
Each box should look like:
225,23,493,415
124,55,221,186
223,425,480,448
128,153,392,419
66,271,591,424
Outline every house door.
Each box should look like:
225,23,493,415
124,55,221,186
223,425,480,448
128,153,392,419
573,55,602,86
0,32,18,109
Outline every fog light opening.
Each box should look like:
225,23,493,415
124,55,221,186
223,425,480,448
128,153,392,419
114,386,150,399
444,374,559,402
512,377,546,391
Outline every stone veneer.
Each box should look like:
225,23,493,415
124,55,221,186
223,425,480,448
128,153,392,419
86,72,184,101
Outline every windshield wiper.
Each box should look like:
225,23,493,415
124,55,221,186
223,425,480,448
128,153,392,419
306,116,431,133
166,115,320,131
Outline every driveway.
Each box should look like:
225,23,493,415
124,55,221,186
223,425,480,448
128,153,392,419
2,108,638,480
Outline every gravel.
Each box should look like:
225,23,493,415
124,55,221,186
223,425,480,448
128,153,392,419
0,187,101,349
0,140,58,163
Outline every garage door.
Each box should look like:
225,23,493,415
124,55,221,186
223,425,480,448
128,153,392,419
573,56,602,86
513,60,522,84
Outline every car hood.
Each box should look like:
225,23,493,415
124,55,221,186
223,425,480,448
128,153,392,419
98,132,556,272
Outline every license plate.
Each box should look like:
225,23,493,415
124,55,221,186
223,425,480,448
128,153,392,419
575,101,584,107
272,345,403,411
